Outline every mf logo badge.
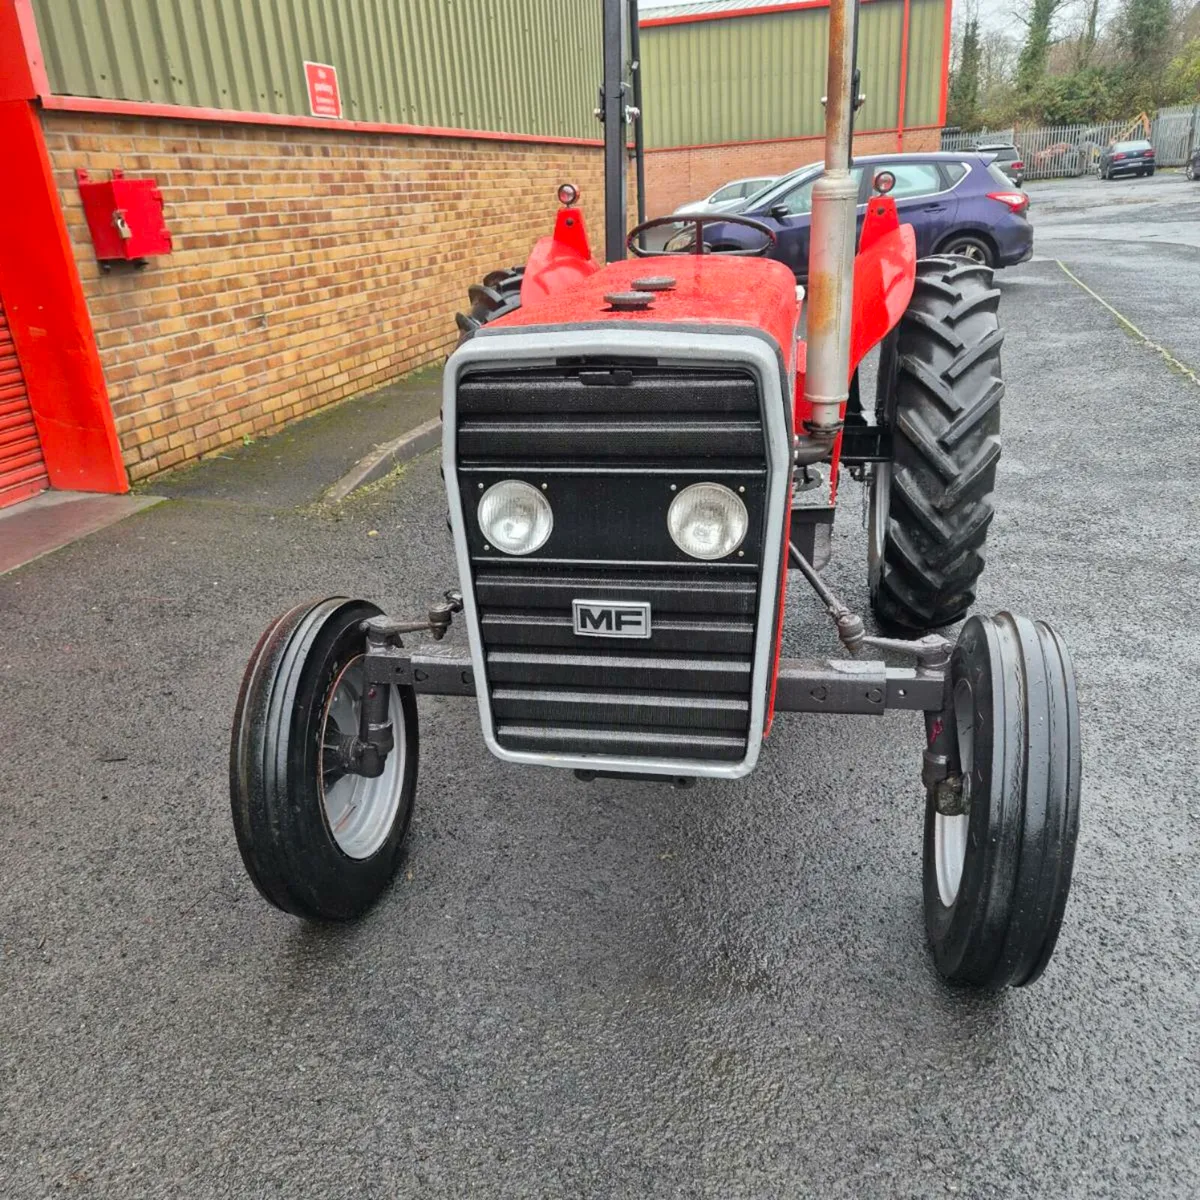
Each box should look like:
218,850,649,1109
572,600,652,639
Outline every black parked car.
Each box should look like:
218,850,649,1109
976,142,1024,186
1097,139,1156,180
1186,146,1200,181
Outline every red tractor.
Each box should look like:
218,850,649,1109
230,0,1079,990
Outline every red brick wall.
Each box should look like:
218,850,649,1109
43,112,611,482
644,128,943,216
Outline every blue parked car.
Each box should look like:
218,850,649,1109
669,152,1033,276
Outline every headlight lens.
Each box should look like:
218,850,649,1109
477,480,553,555
667,482,748,560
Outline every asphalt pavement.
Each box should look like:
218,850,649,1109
1,170,1197,1198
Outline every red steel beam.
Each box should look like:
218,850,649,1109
938,0,952,127
40,93,605,147
896,0,911,151
0,0,127,494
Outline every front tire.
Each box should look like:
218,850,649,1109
869,257,1003,632
924,613,1080,988
230,598,419,920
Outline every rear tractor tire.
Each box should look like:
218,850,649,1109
869,256,1003,633
455,266,524,340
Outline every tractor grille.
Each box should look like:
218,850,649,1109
454,362,769,765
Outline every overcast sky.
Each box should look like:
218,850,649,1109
636,0,1118,39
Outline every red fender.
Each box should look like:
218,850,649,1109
849,196,917,375
520,204,601,308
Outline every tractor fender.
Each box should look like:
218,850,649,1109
520,205,602,308
849,200,917,376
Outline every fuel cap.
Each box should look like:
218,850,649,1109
604,291,655,311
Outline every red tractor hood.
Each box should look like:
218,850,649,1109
489,255,801,367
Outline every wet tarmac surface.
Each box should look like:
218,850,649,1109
1,170,1197,1197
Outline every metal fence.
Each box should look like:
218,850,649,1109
941,104,1200,179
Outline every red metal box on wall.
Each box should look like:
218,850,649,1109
76,169,172,262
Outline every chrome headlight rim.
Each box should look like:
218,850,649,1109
476,479,554,556
667,481,749,561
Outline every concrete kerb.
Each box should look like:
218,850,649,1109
322,416,443,504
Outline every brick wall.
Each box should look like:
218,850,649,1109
43,112,610,482
645,128,943,216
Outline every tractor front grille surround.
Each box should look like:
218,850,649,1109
444,330,791,778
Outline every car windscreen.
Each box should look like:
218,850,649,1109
709,182,744,203
742,165,819,209
1114,140,1151,151
979,146,1018,161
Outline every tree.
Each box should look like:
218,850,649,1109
1119,0,1173,65
1016,0,1066,93
1075,0,1102,70
1118,0,1175,105
948,17,983,129
1164,37,1200,102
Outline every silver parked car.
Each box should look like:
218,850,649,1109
673,175,777,216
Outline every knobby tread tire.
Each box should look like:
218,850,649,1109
872,256,1003,632
455,266,524,340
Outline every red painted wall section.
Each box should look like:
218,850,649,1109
0,0,126,493
0,101,127,493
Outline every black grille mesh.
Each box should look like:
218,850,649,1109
456,363,766,763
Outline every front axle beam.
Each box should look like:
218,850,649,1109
364,645,943,716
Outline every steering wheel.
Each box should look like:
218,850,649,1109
626,214,777,258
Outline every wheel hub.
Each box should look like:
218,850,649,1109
318,656,406,860
934,676,976,907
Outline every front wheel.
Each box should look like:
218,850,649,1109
1187,162,1197,181
869,256,1003,633
230,598,419,920
924,613,1081,988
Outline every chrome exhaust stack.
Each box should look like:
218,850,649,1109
798,0,858,458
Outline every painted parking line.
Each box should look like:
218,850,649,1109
1055,259,1200,389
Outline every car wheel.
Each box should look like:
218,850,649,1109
1146,168,1155,177
936,234,994,268
1186,162,1196,181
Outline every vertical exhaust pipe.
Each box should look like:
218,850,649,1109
801,0,859,444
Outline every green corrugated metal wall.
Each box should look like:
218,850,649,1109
31,0,602,139
641,0,946,148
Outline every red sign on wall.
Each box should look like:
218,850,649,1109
304,61,342,119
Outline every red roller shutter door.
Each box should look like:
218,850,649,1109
0,293,47,508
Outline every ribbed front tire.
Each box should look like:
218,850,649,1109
869,256,1003,633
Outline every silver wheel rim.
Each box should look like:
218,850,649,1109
949,241,986,265
934,677,975,907
868,461,891,591
319,656,405,860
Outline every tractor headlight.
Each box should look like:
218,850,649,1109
667,483,748,560
477,480,553,555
